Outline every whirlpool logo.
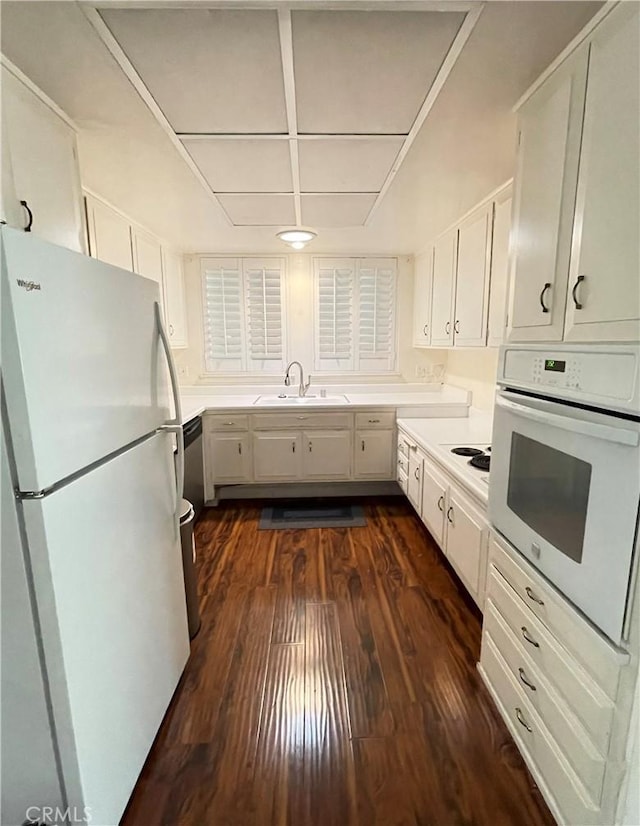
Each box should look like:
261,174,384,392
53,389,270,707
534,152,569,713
16,278,42,292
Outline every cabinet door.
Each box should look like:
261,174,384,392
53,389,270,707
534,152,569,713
412,249,433,346
85,195,134,271
355,430,393,479
2,66,85,253
420,459,448,548
508,47,589,342
430,231,457,346
303,430,351,480
453,204,492,346
253,432,302,481
445,487,488,606
407,449,424,514
162,248,188,348
206,433,251,485
564,4,640,343
487,187,513,347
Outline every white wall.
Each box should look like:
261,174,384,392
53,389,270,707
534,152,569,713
444,349,499,412
173,252,447,386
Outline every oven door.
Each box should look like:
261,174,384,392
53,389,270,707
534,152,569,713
489,389,640,644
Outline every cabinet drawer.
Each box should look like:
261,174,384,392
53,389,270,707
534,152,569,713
487,568,614,751
355,411,395,429
484,602,606,800
398,470,408,494
397,454,408,476
252,412,352,430
489,534,622,699
204,413,249,432
397,436,410,457
481,637,601,826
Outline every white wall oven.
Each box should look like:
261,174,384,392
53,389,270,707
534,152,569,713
489,344,640,646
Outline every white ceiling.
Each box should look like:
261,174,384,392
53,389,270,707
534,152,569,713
0,1,603,253
95,5,469,228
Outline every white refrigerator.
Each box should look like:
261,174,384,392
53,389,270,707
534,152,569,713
1,226,190,826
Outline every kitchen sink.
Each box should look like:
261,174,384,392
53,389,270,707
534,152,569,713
254,394,349,406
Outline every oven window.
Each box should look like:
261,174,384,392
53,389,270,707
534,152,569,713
507,433,591,563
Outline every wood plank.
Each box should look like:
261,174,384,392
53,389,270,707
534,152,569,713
254,642,306,825
270,528,316,643
304,602,357,826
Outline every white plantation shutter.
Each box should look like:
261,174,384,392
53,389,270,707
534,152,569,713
243,259,285,372
357,260,396,371
203,259,244,372
314,257,397,373
315,259,355,371
202,257,285,374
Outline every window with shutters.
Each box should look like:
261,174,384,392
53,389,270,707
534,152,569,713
314,257,397,373
202,257,286,373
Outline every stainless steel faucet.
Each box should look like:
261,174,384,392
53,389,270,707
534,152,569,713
284,361,311,397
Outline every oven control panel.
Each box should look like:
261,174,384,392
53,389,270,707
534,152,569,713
499,345,640,413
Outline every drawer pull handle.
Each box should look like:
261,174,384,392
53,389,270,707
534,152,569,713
423,323,428,336
297,416,307,420
368,418,380,423
446,506,454,524
414,467,420,480
520,626,539,648
238,442,242,455
518,668,536,692
224,421,235,426
437,495,444,512
362,440,366,451
525,586,544,606
539,282,551,313
308,441,312,453
515,707,533,733
292,441,296,453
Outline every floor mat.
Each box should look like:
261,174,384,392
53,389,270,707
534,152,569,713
259,502,366,530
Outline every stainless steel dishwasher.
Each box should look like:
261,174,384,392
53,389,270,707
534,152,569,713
182,415,204,516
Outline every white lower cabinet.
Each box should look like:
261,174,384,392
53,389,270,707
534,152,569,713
355,430,394,479
398,428,489,608
303,430,351,480
420,460,447,547
253,432,302,481
479,531,631,826
205,432,252,485
445,489,488,604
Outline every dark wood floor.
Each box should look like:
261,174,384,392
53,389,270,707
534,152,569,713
121,498,554,826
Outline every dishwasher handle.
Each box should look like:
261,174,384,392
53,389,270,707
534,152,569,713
183,416,202,448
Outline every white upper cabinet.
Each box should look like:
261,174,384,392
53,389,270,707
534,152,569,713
1,63,85,253
508,3,639,345
430,230,457,346
412,249,433,347
162,248,188,348
487,185,513,347
131,227,166,317
508,46,589,342
85,195,134,272
453,203,492,346
563,3,640,343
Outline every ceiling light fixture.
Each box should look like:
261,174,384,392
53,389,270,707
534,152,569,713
276,229,317,250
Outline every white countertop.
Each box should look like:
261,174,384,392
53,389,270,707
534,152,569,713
397,409,494,505
178,384,471,425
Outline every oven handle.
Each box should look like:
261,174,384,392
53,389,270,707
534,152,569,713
496,393,639,447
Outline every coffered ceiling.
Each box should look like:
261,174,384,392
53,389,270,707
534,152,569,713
88,5,474,228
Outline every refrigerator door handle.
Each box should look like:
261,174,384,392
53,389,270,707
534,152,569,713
156,302,184,516
156,302,183,427
159,424,184,510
